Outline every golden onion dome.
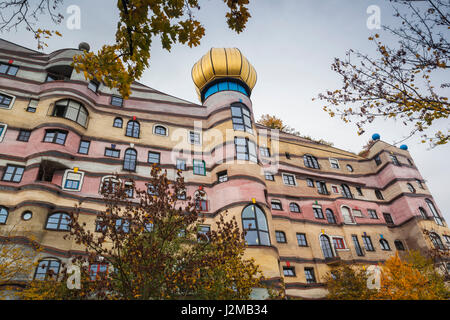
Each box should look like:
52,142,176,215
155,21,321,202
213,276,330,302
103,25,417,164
191,48,257,100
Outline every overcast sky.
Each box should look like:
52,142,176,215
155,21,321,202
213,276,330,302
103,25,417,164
1,0,448,222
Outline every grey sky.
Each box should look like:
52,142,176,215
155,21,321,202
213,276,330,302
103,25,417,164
1,0,448,222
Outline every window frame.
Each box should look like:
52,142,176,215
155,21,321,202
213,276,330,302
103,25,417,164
147,151,161,165
296,233,308,247
0,206,9,224
271,200,283,211
275,231,287,243
0,91,16,110
193,159,206,176
234,137,257,163
45,212,71,231
52,99,88,127
289,202,301,213
43,129,68,145
304,154,320,169
62,170,84,192
123,148,138,172
282,173,297,186
2,164,25,183
125,120,140,138
78,140,91,154
0,63,19,76
231,103,253,133
113,117,123,128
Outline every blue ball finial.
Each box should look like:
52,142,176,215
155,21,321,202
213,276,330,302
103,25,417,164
400,144,408,150
372,133,380,141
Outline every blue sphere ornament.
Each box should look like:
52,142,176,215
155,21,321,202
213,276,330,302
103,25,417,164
372,133,380,141
400,144,408,150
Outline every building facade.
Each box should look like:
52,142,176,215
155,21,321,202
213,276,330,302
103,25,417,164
0,39,449,299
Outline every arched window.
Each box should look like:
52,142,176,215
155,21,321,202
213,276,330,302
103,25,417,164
241,204,270,246
320,234,334,259
325,209,336,224
429,232,445,250
34,258,61,280
52,99,88,127
341,206,355,224
100,176,121,194
419,207,428,219
123,148,137,171
380,239,391,251
0,206,8,224
426,199,444,226
125,120,140,138
153,125,167,136
45,212,71,231
304,155,320,169
289,203,300,213
406,183,416,193
113,117,123,128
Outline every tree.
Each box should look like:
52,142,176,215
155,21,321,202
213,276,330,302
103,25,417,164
317,0,449,147
0,0,251,99
19,166,269,300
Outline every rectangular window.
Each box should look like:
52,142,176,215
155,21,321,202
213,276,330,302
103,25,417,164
217,171,228,183
383,213,394,225
0,63,19,76
111,95,123,107
306,179,314,187
260,147,270,157
356,187,363,196
124,183,134,198
282,173,296,186
304,268,316,283
27,99,39,112
374,155,382,166
88,80,99,92
296,233,308,247
316,181,328,195
390,155,400,166
195,200,208,212
331,185,339,194
63,171,83,191
105,148,120,158
283,267,295,277
176,159,186,171
2,165,25,182
352,235,364,256
197,225,210,242
148,152,160,165
234,137,257,163
17,129,31,142
189,131,201,145
78,140,90,154
231,104,252,133
313,206,324,219
329,158,340,169
43,130,67,145
271,200,282,211
333,237,346,249
0,92,14,109
193,160,206,175
362,235,375,251
375,190,384,200
367,209,378,219
0,123,6,142
352,209,363,217
89,264,109,281
265,172,274,181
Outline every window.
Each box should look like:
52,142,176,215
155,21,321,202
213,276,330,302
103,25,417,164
356,187,363,196
62,170,83,191
148,151,160,165
231,103,252,133
242,204,270,246
197,225,210,242
443,235,450,247
352,209,363,217
0,207,8,224
154,125,167,136
367,209,378,219
429,233,445,250
235,137,257,163
115,218,130,233
304,155,320,169
88,80,100,92
260,147,270,157
275,231,287,243
45,212,71,231
195,199,208,211
331,185,339,194
313,206,324,219
0,62,19,76
189,131,201,145
333,237,346,249
113,117,123,128
426,199,444,226
78,140,90,154
17,129,31,142
304,268,316,283
22,211,32,221
285,152,291,160
283,267,295,277
407,183,416,193
193,159,206,175
394,240,405,251
89,264,109,281
43,129,67,145
346,164,354,172
341,206,355,224
100,176,121,194
27,99,39,112
105,148,120,158
34,259,60,280
203,81,249,100
296,233,308,246
306,178,314,187
362,235,375,251
124,182,134,198
52,99,88,127
264,172,274,181
217,171,228,183
125,120,140,138
383,213,394,225
0,92,14,109
416,179,424,189
282,173,296,186
341,184,353,199
320,234,334,258
123,148,137,171
2,165,24,182
176,159,186,171
352,235,364,256
380,239,391,251
419,207,428,219
375,189,384,200
0,123,6,142
329,158,340,169
374,155,382,166
390,154,400,166
271,200,282,211
177,188,186,200
326,209,336,224
111,96,123,107
317,181,328,195
289,203,300,213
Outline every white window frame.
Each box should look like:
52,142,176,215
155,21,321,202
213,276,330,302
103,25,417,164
62,170,84,192
0,90,16,110
352,209,364,217
189,131,202,145
153,124,169,137
0,123,7,142
282,173,297,187
329,158,340,169
100,175,122,194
